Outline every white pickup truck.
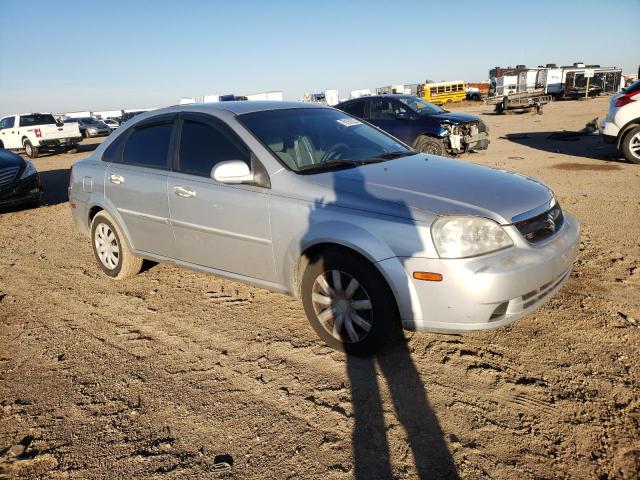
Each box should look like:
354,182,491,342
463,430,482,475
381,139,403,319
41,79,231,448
0,113,83,158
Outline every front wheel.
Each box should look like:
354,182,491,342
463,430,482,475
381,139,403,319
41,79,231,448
301,249,400,356
415,135,449,157
621,126,640,164
23,140,39,159
91,211,143,279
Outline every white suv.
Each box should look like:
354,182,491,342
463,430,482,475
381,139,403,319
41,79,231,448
601,80,640,163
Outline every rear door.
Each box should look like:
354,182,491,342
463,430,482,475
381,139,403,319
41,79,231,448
104,115,176,258
167,113,275,281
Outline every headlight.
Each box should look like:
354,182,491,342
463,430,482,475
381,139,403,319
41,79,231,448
20,160,37,179
431,216,513,258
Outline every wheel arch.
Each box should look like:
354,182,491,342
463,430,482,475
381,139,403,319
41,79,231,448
291,241,403,325
86,200,136,253
617,119,640,148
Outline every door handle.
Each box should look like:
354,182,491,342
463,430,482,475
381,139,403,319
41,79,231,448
173,185,196,198
109,174,124,184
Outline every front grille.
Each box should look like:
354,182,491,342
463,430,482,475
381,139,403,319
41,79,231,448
514,204,564,243
0,167,19,188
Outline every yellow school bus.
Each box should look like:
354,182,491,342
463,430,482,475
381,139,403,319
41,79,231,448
419,80,466,105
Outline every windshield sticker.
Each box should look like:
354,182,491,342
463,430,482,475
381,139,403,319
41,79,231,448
337,118,362,127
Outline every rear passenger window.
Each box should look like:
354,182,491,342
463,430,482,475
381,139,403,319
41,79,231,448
102,131,129,163
341,101,365,119
122,122,173,169
178,120,249,177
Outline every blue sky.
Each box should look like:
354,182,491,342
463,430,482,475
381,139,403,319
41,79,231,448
0,0,638,115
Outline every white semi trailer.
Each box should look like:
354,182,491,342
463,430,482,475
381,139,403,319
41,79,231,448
245,91,283,101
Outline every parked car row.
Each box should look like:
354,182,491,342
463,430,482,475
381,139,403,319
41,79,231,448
0,113,82,158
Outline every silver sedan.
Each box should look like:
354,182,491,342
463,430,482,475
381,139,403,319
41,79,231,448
69,101,580,355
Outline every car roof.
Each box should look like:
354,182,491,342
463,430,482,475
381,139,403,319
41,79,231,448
339,94,415,104
156,101,327,117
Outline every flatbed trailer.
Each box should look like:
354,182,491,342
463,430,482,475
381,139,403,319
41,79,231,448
487,90,552,114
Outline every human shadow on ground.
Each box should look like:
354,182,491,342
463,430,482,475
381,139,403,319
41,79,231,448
304,167,459,479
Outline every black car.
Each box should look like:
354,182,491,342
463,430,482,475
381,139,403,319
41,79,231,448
0,149,43,209
335,95,489,157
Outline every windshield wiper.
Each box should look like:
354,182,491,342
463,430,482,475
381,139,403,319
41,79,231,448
297,151,418,173
297,159,373,173
375,150,418,159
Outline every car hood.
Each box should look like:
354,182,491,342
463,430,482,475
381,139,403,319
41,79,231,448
0,149,25,169
426,111,481,124
299,154,553,225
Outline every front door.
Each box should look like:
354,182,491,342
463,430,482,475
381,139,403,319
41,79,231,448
0,117,20,149
104,116,176,258
367,98,416,145
168,114,275,282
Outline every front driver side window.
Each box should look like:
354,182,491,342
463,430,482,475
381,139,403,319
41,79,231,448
178,120,250,177
370,99,409,120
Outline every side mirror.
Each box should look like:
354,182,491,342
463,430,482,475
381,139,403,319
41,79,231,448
212,160,254,184
396,112,410,120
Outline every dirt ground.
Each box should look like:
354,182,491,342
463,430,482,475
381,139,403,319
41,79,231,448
1,97,638,480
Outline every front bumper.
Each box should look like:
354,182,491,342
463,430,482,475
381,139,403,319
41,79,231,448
465,132,490,151
378,212,580,333
600,118,620,141
0,173,43,208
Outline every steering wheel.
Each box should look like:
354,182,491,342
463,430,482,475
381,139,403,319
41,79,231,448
321,143,349,164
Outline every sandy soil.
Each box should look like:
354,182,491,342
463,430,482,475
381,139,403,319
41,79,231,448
0,97,638,480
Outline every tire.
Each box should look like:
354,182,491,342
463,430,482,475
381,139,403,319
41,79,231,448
23,140,39,159
301,248,401,356
91,211,143,279
83,130,90,139
415,135,449,157
621,126,640,164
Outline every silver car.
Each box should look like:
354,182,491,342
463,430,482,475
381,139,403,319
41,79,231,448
69,102,580,355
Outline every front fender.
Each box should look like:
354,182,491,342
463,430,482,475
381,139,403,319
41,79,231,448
283,219,398,296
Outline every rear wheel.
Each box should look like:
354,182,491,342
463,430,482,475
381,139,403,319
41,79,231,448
621,126,640,164
23,140,39,159
301,249,400,356
91,211,143,279
415,135,449,157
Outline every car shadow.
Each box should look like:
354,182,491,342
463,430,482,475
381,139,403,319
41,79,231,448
304,168,459,479
39,168,71,205
503,131,625,162
0,168,70,213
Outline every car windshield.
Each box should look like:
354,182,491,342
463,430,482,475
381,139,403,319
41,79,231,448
397,96,446,115
19,114,56,127
239,108,414,172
